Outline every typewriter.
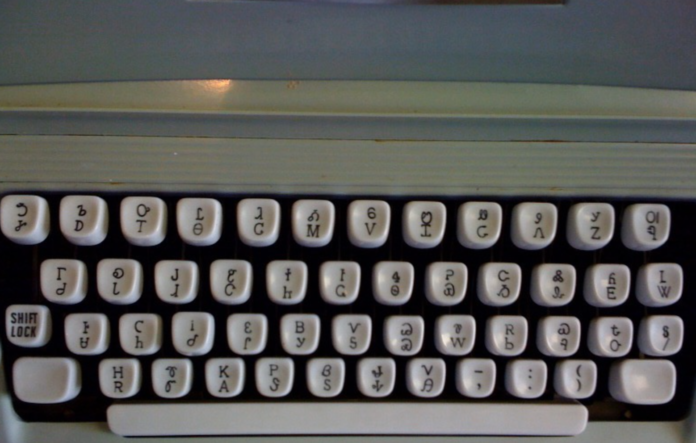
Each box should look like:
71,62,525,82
1,0,696,442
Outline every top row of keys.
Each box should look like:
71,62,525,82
0,195,670,252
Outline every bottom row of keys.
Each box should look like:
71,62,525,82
13,357,675,405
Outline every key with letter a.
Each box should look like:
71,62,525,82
205,358,245,398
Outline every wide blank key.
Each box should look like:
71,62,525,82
108,403,588,436
609,359,676,405
13,357,81,403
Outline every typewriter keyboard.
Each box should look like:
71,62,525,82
1,194,694,436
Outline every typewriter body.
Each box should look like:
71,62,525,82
1,0,696,442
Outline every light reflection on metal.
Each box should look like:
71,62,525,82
195,80,233,95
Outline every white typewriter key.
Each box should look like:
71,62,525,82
13,357,81,404
120,197,167,246
457,201,502,249
155,260,199,304
237,198,281,247
256,358,294,398
97,259,143,305
621,204,671,251
99,358,142,399
65,313,110,355
319,261,361,305
638,315,683,357
530,264,576,307
588,317,633,357
5,304,52,348
40,259,87,305
505,359,547,399
172,312,215,357
477,262,521,307
357,357,396,398
566,203,615,250
373,261,414,306
425,262,467,306
536,316,581,357
227,314,268,355
435,315,476,356
384,315,424,356
210,260,252,305
307,358,345,398
281,314,320,355
205,358,245,398
332,314,372,355
486,315,528,357
407,358,446,398
636,263,683,307
510,202,557,250
266,260,307,305
59,195,108,246
456,358,496,398
583,264,630,307
152,358,193,399
609,359,676,405
176,198,222,246
119,314,162,356
554,360,597,399
292,199,335,247
0,195,50,245
347,200,390,248
402,201,446,249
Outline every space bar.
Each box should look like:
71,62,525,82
108,402,588,436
